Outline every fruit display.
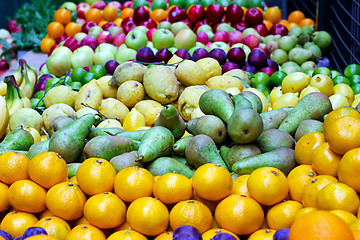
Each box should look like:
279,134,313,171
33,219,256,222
1,0,360,239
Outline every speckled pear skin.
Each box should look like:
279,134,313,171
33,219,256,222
278,92,332,135
260,108,290,131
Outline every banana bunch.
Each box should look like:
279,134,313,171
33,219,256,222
0,81,6,96
0,94,9,139
4,75,31,116
12,59,38,99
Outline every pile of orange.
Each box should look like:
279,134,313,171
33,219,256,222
1,137,360,239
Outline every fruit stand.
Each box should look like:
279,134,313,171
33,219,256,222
1,0,360,239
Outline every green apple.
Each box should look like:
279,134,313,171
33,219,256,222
74,32,87,43
51,46,72,58
115,48,137,64
174,29,197,50
74,45,94,58
93,51,115,66
216,23,235,34
46,51,71,77
134,26,149,33
209,42,230,52
125,29,148,51
151,0,167,10
88,26,103,38
95,43,117,57
169,0,184,8
157,21,172,30
197,24,213,33
71,51,93,69
171,22,190,35
152,29,175,49
60,2,77,13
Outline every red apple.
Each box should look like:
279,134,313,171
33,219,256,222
225,4,243,24
168,6,187,23
123,20,137,34
260,66,276,77
139,19,157,29
7,20,18,33
244,34,260,49
123,1,133,9
188,5,206,23
77,3,91,19
269,23,289,36
102,22,116,31
133,6,150,24
146,28,157,41
213,30,229,43
233,21,247,32
81,34,98,50
92,1,106,9
196,32,209,45
245,8,263,26
82,21,97,34
76,18,86,26
181,20,193,30
0,59,9,71
228,30,244,46
56,35,67,44
121,17,133,28
253,23,268,37
108,1,122,9
48,44,59,56
97,31,113,44
63,37,79,49
113,33,126,46
206,4,225,25
212,19,227,32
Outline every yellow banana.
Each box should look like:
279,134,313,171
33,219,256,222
0,81,7,96
4,75,24,115
18,89,31,108
0,95,10,139
26,62,38,87
19,59,34,99
12,65,23,86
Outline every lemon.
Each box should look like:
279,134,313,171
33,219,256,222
24,127,41,143
225,87,242,95
309,74,334,97
299,85,320,100
178,85,210,121
134,100,164,127
243,88,269,112
97,119,123,128
351,94,360,108
117,80,145,108
196,57,222,80
329,94,349,110
333,83,354,105
272,92,299,109
175,60,207,86
44,85,77,108
206,76,245,91
167,54,183,65
269,86,283,105
123,108,146,131
98,98,129,124
281,72,311,93
97,75,117,98
223,69,251,85
143,65,179,104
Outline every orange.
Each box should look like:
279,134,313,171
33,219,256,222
38,209,55,219
26,236,58,240
293,207,317,222
0,182,10,212
191,190,218,215
83,192,127,229
114,166,154,203
353,230,360,240
325,116,360,155
76,158,116,196
264,7,282,24
242,7,247,20
202,229,240,240
40,37,56,53
65,224,106,240
316,182,359,214
47,22,65,39
311,142,341,177
287,165,317,202
126,197,169,236
294,132,326,165
338,148,360,192
54,8,72,25
330,210,357,224
107,230,148,240
289,210,354,240
0,151,30,184
65,22,82,37
28,151,68,189
154,231,173,240
263,20,273,31
169,200,213,234
301,175,338,207
266,200,303,230
8,180,47,213
247,167,289,206
85,8,103,24
287,22,300,30
34,216,71,240
191,163,233,201
103,5,119,22
98,20,108,28
231,174,250,196
45,182,86,221
323,107,360,136
113,219,132,231
278,19,289,27
248,229,276,240
300,18,315,27
153,172,193,205
287,10,305,24
113,17,122,27
69,176,78,185
350,219,360,231
0,211,38,238
120,8,134,19
150,9,168,23
215,194,264,235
